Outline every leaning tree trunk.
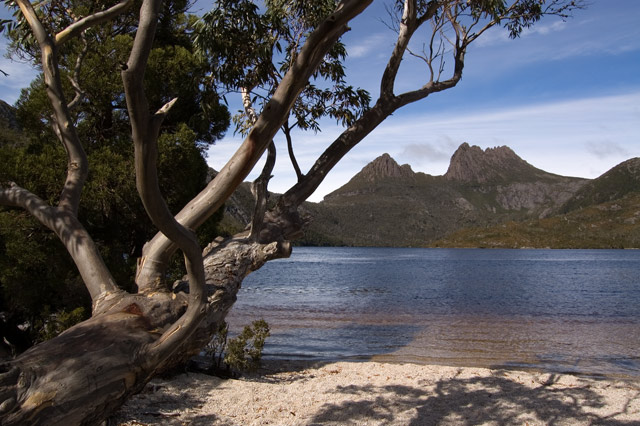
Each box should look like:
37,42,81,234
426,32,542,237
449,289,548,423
0,235,290,425
0,0,371,423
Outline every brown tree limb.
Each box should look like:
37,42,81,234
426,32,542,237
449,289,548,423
121,0,206,369
241,85,277,241
283,120,304,181
278,0,464,209
16,0,88,216
67,32,89,110
54,0,133,46
135,0,373,291
250,141,276,241
10,1,121,305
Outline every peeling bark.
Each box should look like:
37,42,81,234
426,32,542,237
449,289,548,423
0,233,290,425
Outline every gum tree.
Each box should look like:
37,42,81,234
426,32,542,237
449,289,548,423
0,1,582,424
0,0,229,349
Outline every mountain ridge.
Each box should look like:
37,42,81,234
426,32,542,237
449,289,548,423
204,143,638,249
302,143,590,246
434,157,640,249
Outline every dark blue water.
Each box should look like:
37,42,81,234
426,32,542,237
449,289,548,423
227,247,640,377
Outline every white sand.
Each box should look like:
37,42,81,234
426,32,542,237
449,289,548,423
114,361,640,425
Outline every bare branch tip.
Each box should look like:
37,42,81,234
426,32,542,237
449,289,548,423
156,97,179,118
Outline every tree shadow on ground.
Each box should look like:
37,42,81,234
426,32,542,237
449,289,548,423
310,371,639,425
108,373,228,426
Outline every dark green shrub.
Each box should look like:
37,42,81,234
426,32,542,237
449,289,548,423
224,319,270,372
205,319,270,375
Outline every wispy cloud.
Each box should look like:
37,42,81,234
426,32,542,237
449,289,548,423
585,141,631,158
471,6,640,69
347,32,393,59
476,20,567,48
398,138,459,170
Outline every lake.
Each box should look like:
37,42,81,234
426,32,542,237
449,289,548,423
226,247,640,378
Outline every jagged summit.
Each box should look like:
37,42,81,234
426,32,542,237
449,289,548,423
444,142,540,183
356,153,415,182
322,153,415,200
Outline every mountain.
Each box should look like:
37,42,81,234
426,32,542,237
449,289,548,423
559,157,640,213
214,144,637,248
300,143,588,247
434,158,640,249
444,143,546,183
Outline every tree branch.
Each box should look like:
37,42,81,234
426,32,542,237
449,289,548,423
241,85,277,241
16,0,87,216
67,32,89,110
0,183,119,305
135,0,373,290
250,142,276,242
380,0,441,99
12,0,120,307
55,0,133,46
278,1,466,210
122,0,206,369
283,120,304,181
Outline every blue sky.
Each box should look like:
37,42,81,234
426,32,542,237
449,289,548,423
2,1,639,202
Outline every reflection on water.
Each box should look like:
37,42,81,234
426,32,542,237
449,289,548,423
227,247,640,377
375,315,640,377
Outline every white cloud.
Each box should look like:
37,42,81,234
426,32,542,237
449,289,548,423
347,32,393,59
476,20,567,48
585,141,630,158
400,142,454,164
469,7,640,71
524,20,567,37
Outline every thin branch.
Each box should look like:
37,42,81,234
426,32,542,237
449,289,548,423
67,32,88,110
380,0,415,98
12,0,121,307
0,183,119,303
241,86,258,124
55,0,133,46
154,97,179,119
250,142,276,242
241,85,277,240
283,120,303,181
16,0,87,215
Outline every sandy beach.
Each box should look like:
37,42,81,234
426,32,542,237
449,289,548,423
113,360,640,425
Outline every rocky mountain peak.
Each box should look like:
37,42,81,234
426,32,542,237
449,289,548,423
357,153,415,182
444,142,535,183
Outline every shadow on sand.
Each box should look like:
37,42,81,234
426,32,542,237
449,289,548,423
111,360,639,425
308,370,639,425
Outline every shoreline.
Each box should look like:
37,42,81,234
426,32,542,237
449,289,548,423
114,359,640,425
